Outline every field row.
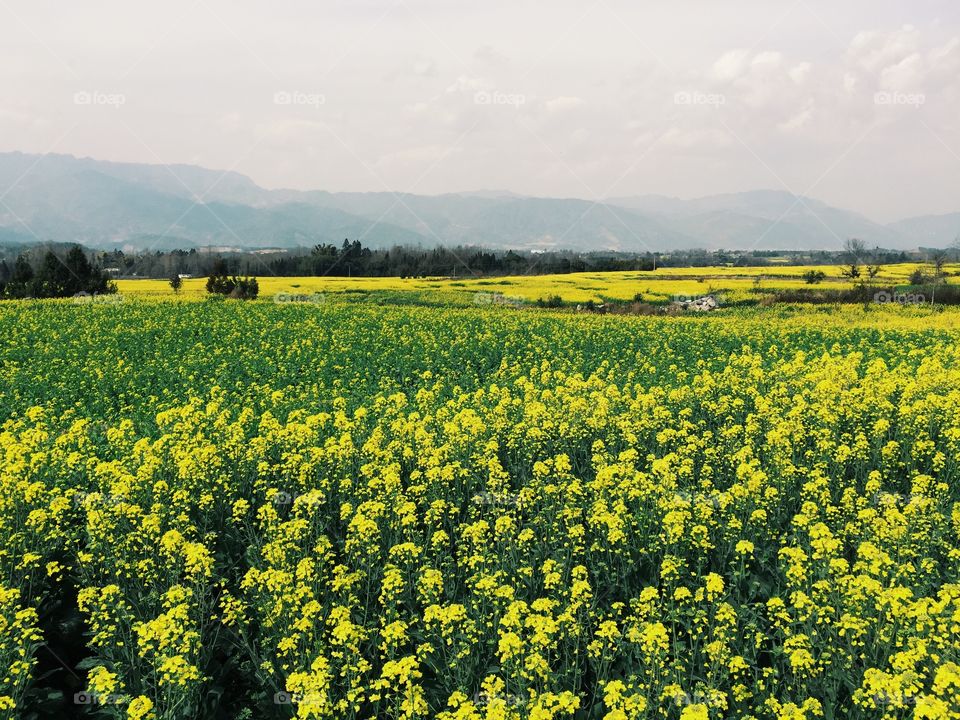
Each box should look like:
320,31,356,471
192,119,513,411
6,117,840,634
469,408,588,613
112,264,960,305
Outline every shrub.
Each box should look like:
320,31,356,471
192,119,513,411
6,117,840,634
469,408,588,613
910,269,930,285
536,294,564,308
229,277,259,300
206,275,259,300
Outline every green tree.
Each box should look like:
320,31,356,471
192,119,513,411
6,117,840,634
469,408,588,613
64,246,93,295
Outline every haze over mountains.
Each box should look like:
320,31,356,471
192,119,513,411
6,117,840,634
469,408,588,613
0,152,956,253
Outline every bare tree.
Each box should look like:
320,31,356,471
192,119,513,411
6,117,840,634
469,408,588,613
930,249,948,280
841,238,866,280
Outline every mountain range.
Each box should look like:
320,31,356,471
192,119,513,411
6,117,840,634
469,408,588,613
0,151,956,253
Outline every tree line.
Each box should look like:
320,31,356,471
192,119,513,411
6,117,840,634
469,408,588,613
49,240,930,281
0,240,944,296
0,246,117,299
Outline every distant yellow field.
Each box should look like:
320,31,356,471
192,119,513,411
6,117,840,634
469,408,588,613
116,263,959,304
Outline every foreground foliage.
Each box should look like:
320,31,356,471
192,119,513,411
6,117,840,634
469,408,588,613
1,300,959,719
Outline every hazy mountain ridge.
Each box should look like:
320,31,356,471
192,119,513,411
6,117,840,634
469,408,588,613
607,191,907,251
0,152,955,252
889,212,960,247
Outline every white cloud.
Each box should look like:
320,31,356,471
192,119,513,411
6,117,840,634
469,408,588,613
879,53,924,90
848,25,921,72
752,51,783,72
840,26,960,97
712,49,750,81
778,103,814,132
789,62,813,84
2,1,959,220
445,75,488,95
928,37,960,72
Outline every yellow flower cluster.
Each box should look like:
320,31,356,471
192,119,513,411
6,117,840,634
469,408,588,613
0,299,959,718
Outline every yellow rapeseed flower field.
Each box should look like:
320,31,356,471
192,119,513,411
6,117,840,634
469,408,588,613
1,294,959,719
116,263,960,305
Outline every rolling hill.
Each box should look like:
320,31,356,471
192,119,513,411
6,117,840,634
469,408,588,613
0,152,953,252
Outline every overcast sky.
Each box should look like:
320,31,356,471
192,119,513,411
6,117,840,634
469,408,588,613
1,0,958,222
